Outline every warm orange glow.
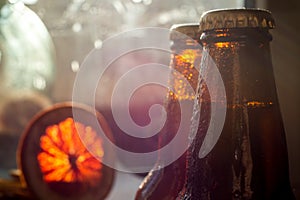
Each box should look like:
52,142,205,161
37,118,104,186
170,49,200,101
231,101,274,109
247,101,273,108
216,33,229,37
215,42,233,48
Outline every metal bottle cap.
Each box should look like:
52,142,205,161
199,8,275,32
170,23,201,41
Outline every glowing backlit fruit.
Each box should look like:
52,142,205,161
37,118,103,185
18,103,114,200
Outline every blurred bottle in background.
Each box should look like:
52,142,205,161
0,0,55,178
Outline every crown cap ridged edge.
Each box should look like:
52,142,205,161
199,8,275,32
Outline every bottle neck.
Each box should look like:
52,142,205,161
168,39,201,101
201,28,272,45
170,38,201,52
200,27,277,105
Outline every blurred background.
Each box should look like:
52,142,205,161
0,0,299,199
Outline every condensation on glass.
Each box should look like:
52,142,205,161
179,9,295,200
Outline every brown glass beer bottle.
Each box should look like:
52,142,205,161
179,9,295,200
135,24,202,200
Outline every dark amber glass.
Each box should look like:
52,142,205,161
180,9,295,200
135,24,201,200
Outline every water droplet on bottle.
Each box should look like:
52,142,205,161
72,22,82,33
94,39,103,49
71,60,80,72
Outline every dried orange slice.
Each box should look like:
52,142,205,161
17,102,114,200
